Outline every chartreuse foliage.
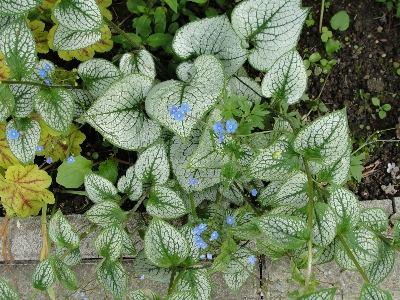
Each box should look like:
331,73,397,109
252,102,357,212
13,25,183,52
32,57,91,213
0,0,397,299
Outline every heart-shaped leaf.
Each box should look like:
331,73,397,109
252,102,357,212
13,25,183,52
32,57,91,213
10,83,39,117
0,0,41,15
94,225,123,261
49,210,79,248
179,225,200,265
51,24,101,51
272,171,310,208
359,283,392,300
85,73,161,150
132,251,172,283
53,257,78,291
296,288,338,300
227,76,261,101
146,185,187,219
364,242,395,285
31,258,56,291
119,50,156,80
84,201,129,227
314,148,351,186
176,269,212,300
84,173,119,203
360,208,388,232
96,259,127,299
311,202,337,248
117,165,143,201
135,143,169,184
145,55,224,141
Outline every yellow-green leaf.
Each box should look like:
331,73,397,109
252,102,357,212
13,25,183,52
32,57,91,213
0,121,19,169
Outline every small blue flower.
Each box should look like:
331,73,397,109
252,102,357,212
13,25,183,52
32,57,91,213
36,145,43,153
7,129,19,140
226,215,234,225
276,284,281,290
198,223,207,232
84,298,89,300
169,105,178,115
194,235,203,243
189,177,197,185
43,79,51,86
193,227,201,235
226,119,238,133
251,188,258,196
181,103,191,114
173,109,185,121
248,255,256,264
213,121,224,134
197,241,207,249
218,133,224,143
46,157,53,164
80,291,85,297
207,253,212,260
200,254,205,260
38,70,47,79
210,231,218,240
72,236,78,243
139,275,145,280
44,63,52,71
67,156,75,163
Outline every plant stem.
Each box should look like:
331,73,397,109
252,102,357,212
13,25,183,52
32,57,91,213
168,265,189,295
0,80,81,89
319,0,325,33
39,204,49,261
122,188,150,228
59,190,88,196
189,193,198,221
168,266,177,294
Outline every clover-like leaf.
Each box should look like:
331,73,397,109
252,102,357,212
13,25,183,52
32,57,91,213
51,24,102,51
135,143,169,184
0,277,19,300
144,218,189,268
97,259,127,299
0,164,54,217
85,73,161,150
364,242,394,285
6,118,40,165
176,269,212,300
145,55,224,141
49,210,80,248
359,283,392,300
293,109,349,166
146,185,187,219
84,173,119,203
231,0,308,71
119,50,156,80
261,50,307,105
94,225,123,261
173,15,247,77
31,258,56,291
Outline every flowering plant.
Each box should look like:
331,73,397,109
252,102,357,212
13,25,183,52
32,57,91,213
0,0,397,299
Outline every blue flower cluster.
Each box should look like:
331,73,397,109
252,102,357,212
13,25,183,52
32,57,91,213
38,63,52,86
212,119,238,142
170,103,190,121
193,223,208,249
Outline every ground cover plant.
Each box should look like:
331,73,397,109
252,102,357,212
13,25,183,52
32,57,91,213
0,0,399,299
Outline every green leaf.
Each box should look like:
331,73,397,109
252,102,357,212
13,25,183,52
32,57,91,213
144,218,189,268
164,0,178,13
179,225,200,264
119,50,156,80
309,52,321,63
6,118,40,165
359,283,392,300
164,291,193,300
97,160,119,184
9,84,38,117
256,238,285,261
34,88,74,135
52,24,101,51
231,0,308,71
176,269,212,299
77,58,122,99
135,143,169,184
254,215,310,249
379,110,386,119
173,15,247,77
85,201,129,227
293,109,349,166
0,0,41,15
121,229,137,256
84,173,119,203
154,7,166,33
85,73,160,150
311,202,337,248
325,38,341,54
364,242,394,285
147,33,173,47
56,155,93,188
227,222,262,240
55,245,82,267
94,225,123,261
261,50,307,105
53,257,78,291
134,15,152,37
0,85,14,123
335,228,379,270
146,185,188,219
0,277,19,300
96,259,127,299
372,97,380,106
315,148,351,185
117,165,143,201
330,11,349,31
382,104,391,111
360,208,388,232
227,76,262,102
257,182,281,207
313,239,338,265
145,55,224,141
31,258,56,291
126,0,147,14
132,251,172,283
127,289,161,300
393,220,400,247
296,287,337,299
69,88,95,118
0,16,36,79
54,0,102,31
48,210,79,248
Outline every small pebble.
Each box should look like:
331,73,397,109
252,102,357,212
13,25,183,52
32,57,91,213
377,26,383,32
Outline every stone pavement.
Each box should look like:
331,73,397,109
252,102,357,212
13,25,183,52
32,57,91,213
0,198,399,299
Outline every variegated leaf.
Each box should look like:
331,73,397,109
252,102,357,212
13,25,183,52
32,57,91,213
52,24,101,51
69,89,94,118
146,185,187,219
135,143,169,184
0,0,41,15
10,84,38,117
272,172,310,208
311,202,337,248
227,76,261,101
360,208,388,232
364,242,395,285
313,238,338,265
53,257,78,291
127,289,161,300
257,182,281,207
31,258,56,291
164,291,193,300
0,85,14,123
94,225,123,261
117,165,143,201
173,15,247,77
6,118,40,165
179,225,200,264
0,277,18,300
296,287,338,300
97,260,127,299
132,251,172,283
48,211,79,248
144,218,189,268
145,55,224,141
256,238,285,261
120,50,156,80
293,109,349,166
176,61,195,82
261,51,307,105
84,201,129,227
315,148,351,185
85,73,161,150
231,0,308,71
55,245,82,267
176,269,212,300
359,283,392,300
221,183,244,206
84,173,119,203
121,229,137,256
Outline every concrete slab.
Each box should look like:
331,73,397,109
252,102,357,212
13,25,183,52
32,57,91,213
360,199,393,216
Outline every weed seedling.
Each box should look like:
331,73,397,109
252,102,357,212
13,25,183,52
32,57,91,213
372,97,391,119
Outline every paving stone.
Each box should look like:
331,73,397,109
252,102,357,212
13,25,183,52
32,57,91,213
360,199,393,216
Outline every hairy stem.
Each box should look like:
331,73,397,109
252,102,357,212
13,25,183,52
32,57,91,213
319,0,325,33
0,80,81,89
168,266,177,294
189,193,198,220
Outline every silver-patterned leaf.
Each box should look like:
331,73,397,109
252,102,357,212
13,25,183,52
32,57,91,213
221,183,244,206
96,260,127,299
293,109,349,166
313,238,338,265
173,15,247,77
144,218,189,268
34,88,74,135
296,287,338,300
145,55,224,141
360,208,388,232
261,50,307,105
222,247,255,293
364,242,395,285
312,202,337,248
117,165,143,201
85,73,161,150
48,211,79,248
176,269,212,300
53,257,78,291
254,214,310,249
10,84,38,117
0,277,19,300
272,171,310,208
53,0,102,31
132,251,172,283
127,289,161,300
146,185,187,219
119,51,156,80
55,245,82,267
0,85,14,123
94,225,123,261
52,24,101,51
0,16,36,79
6,118,40,165
0,0,41,15
30,258,56,291
248,135,300,182
84,201,129,227
179,225,199,264
227,76,261,101
69,89,94,118
231,0,308,71
170,130,221,193
315,148,351,185
84,173,119,203
256,238,285,261
327,186,360,233
164,291,193,300
176,61,196,82
359,283,392,300
335,228,379,270
121,229,137,256
135,143,169,184
257,182,281,207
